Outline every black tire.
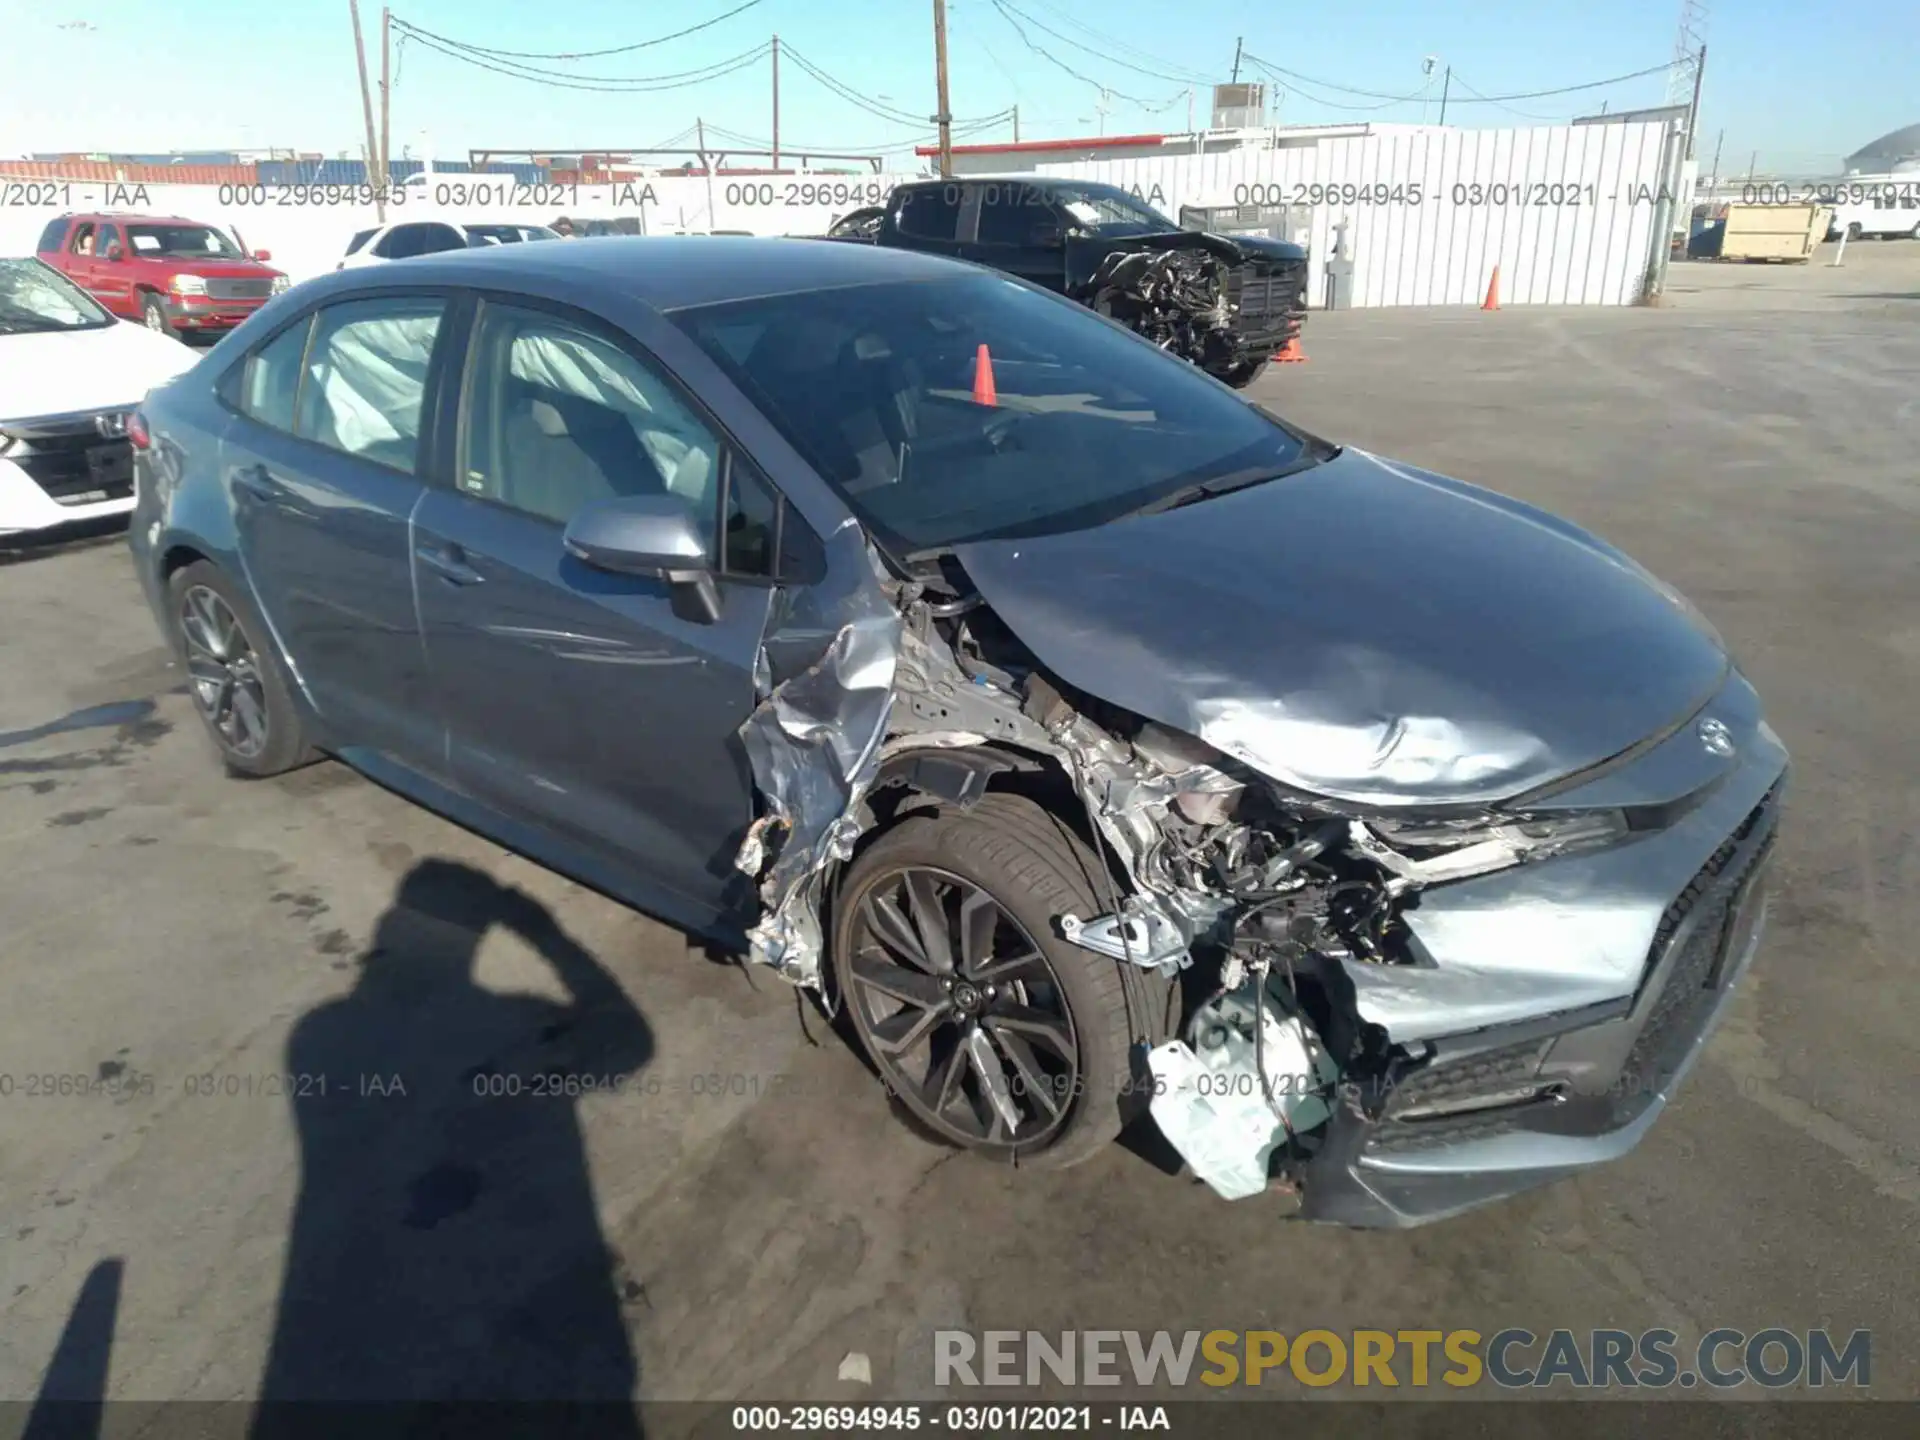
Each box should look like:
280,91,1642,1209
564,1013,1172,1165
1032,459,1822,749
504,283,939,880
831,792,1161,1171
140,292,179,340
1221,359,1270,389
166,560,317,777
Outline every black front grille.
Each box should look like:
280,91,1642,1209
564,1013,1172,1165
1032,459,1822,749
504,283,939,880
3,412,135,506
205,278,273,301
1227,260,1307,324
1612,787,1779,1121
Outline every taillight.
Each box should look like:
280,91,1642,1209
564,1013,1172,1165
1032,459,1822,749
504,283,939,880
127,411,152,451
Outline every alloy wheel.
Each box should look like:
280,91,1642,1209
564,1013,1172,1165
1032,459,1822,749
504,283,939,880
145,304,166,333
179,585,269,759
844,864,1081,1151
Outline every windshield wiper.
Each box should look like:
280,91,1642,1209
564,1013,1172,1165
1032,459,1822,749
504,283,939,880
1125,456,1321,518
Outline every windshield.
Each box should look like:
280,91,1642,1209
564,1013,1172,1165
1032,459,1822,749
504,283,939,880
671,272,1310,552
1050,183,1181,236
127,223,244,259
0,257,115,335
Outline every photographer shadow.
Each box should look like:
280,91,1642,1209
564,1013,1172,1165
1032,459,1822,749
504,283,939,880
250,859,653,1438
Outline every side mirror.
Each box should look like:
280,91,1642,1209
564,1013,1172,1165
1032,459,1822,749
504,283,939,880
252,249,273,262
562,494,722,623
105,243,125,262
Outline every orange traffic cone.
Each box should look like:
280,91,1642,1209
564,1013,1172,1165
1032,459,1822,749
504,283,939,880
1271,335,1307,364
1481,266,1501,310
971,343,997,406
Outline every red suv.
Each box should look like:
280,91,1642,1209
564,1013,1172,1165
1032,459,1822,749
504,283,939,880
35,212,289,341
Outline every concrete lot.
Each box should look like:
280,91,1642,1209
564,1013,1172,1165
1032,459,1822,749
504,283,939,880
2,250,1917,1412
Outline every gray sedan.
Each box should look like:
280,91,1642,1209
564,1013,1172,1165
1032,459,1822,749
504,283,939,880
124,236,1786,1226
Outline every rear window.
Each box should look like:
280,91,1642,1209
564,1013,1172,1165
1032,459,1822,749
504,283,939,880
670,272,1305,553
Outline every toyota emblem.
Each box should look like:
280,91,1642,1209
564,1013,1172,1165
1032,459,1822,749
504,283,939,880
1697,717,1735,758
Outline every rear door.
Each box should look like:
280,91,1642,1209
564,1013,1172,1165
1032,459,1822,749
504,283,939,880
887,183,968,261
963,181,1071,293
412,292,820,922
219,289,459,767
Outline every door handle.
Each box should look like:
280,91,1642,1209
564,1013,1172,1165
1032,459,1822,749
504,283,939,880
416,541,485,586
232,464,276,502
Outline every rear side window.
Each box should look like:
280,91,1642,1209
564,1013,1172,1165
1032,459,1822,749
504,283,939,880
36,218,70,253
241,318,315,432
345,229,378,256
895,186,961,241
294,296,447,472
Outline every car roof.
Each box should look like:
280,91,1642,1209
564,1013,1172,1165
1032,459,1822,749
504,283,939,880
304,234,975,312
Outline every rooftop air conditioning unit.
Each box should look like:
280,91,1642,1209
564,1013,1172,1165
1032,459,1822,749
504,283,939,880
1211,83,1267,131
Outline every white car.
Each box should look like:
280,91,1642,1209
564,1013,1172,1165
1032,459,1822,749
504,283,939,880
0,257,199,539
336,219,561,270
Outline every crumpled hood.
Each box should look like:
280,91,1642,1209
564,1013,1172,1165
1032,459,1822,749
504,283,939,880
952,447,1730,808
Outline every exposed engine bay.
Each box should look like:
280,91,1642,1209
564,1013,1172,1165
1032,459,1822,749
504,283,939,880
728,555,1658,1205
1073,248,1244,375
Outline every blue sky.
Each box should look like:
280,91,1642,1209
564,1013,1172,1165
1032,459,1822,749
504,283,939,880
6,0,1913,173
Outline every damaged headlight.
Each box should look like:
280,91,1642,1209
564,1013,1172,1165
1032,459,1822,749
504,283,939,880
1352,809,1629,886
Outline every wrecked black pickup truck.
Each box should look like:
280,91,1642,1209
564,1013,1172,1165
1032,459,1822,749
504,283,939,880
821,177,1307,388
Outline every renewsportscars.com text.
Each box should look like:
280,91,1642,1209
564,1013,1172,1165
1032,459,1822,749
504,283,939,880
934,1328,1872,1390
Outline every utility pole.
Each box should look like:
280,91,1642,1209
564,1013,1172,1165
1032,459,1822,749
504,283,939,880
1230,37,1242,84
1012,104,1020,143
1684,44,1706,159
348,0,384,221
1709,128,1724,190
1437,65,1451,125
771,35,781,170
379,6,391,194
931,0,954,177
697,117,716,227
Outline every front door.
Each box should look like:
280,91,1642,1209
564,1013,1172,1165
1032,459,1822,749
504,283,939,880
222,292,456,768
413,295,816,922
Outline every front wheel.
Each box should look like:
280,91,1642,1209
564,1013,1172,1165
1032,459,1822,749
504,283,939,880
167,561,317,777
1219,359,1270,389
831,792,1161,1170
140,292,178,340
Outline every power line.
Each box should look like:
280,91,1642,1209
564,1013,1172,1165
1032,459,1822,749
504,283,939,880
702,111,1012,156
991,0,1210,86
394,28,772,90
1016,0,1214,83
1242,58,1421,113
1432,60,1675,104
987,0,1184,111
388,1,765,62
1240,54,1425,104
1442,74,1567,123
783,43,1013,130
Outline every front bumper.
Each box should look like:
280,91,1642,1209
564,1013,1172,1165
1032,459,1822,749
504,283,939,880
161,294,268,331
1295,677,1789,1227
0,411,138,537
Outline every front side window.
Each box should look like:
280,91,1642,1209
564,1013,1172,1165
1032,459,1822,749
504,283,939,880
125,224,242,259
95,224,120,258
293,297,446,471
671,272,1311,553
460,303,722,532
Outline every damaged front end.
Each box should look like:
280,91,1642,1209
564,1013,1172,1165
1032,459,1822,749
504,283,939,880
1069,233,1305,381
729,541,1786,1226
